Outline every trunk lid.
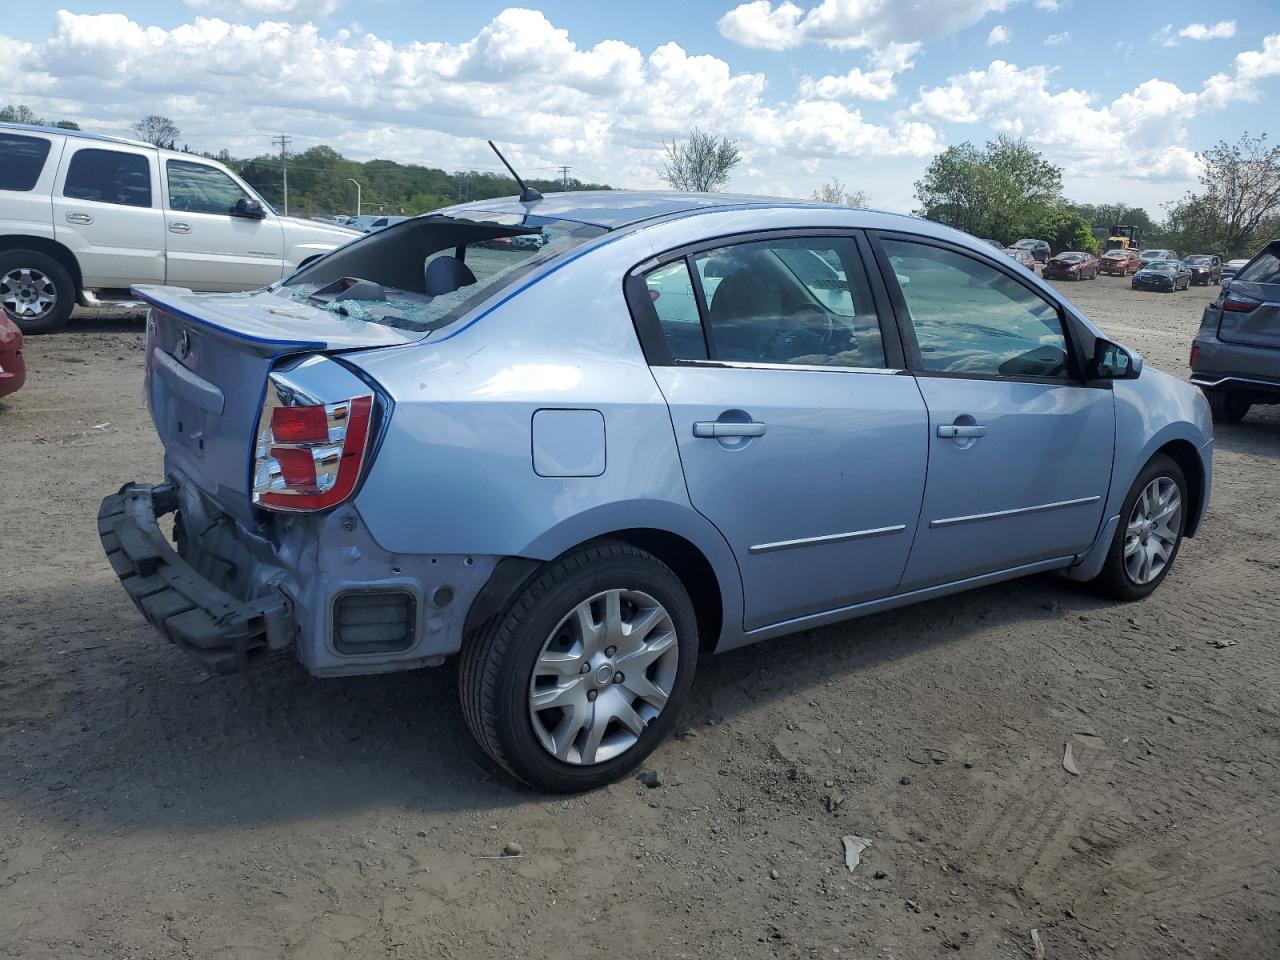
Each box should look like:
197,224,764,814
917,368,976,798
1217,279,1280,350
137,284,415,523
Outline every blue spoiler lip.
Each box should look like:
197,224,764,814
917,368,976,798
131,285,420,352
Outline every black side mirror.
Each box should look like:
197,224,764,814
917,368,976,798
234,197,266,219
1090,337,1142,380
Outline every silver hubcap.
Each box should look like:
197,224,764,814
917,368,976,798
1124,477,1181,585
1,267,57,319
528,588,679,766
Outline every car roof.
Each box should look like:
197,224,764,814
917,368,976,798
0,120,154,150
437,190,847,230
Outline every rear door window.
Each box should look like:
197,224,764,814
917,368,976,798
0,133,52,191
63,148,153,207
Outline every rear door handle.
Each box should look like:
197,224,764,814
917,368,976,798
168,221,191,234
693,421,766,438
65,212,93,225
937,424,987,438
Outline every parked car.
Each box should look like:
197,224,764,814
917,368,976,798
1099,249,1141,276
1190,239,1280,422
981,238,1005,250
1012,238,1051,262
1043,251,1100,281
1220,258,1250,282
1185,255,1221,285
98,192,1213,792
1132,260,1191,292
0,310,24,399
1139,248,1179,265
0,123,359,333
346,215,411,234
1003,246,1037,270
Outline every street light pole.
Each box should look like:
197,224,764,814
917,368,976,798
346,178,361,217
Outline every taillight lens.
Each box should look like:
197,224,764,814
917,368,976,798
253,394,374,511
1189,343,1199,367
1222,292,1261,312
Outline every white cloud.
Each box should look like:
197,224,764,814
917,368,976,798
1179,20,1236,41
2,9,942,192
182,0,343,22
1044,32,1070,46
718,0,1015,51
797,39,921,102
987,25,1011,46
1200,33,1280,107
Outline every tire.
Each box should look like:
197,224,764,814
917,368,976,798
1090,454,1188,601
1204,388,1251,423
0,250,76,334
458,541,698,792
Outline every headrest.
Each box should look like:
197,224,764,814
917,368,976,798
425,255,478,296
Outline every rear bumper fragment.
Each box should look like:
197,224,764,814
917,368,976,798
98,482,294,674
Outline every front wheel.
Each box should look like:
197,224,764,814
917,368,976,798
0,250,76,335
458,541,698,792
1090,454,1187,601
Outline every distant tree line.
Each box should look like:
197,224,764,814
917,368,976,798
1,103,79,129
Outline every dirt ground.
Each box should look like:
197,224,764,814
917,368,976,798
1,277,1276,960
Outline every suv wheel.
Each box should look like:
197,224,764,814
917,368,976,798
0,251,75,334
459,541,698,792
1090,454,1187,601
1203,388,1251,423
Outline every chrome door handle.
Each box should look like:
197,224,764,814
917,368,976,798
693,421,766,438
65,212,93,225
937,424,987,438
168,221,191,234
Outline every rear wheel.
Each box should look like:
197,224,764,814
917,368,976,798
1204,388,1251,423
1091,454,1187,601
458,541,698,792
0,251,76,335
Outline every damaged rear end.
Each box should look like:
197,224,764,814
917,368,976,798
99,212,606,675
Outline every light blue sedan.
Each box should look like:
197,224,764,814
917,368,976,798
100,192,1213,791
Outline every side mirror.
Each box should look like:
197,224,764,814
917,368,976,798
1220,278,1232,293
1090,337,1142,380
234,197,266,219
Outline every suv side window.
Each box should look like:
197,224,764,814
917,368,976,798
167,159,251,215
1237,244,1280,284
0,134,52,191
882,238,1073,380
63,148,153,207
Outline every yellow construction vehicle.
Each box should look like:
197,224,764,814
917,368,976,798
1105,224,1140,251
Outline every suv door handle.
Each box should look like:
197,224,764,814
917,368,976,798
937,424,987,438
168,221,191,234
65,212,93,225
693,421,766,438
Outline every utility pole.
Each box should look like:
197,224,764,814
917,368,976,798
346,177,361,217
558,165,571,190
271,134,293,215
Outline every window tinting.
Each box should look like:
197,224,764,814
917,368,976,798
680,237,885,368
0,134,52,191
644,261,707,360
1236,245,1280,285
167,160,250,215
883,239,1072,380
63,148,152,207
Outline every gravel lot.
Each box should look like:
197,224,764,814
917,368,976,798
1,277,1276,959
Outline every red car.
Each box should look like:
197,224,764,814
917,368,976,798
1043,251,1100,281
0,311,25,399
1100,249,1141,276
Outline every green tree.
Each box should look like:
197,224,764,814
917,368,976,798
914,135,1063,242
1166,133,1280,258
660,127,742,192
132,115,180,148
0,104,42,124
812,177,870,207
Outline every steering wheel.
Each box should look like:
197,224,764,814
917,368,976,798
765,304,834,360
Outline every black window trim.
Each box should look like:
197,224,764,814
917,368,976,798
61,145,155,209
866,229,1101,388
623,226,908,373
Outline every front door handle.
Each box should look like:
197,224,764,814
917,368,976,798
65,212,93,225
693,421,766,438
168,221,191,234
937,424,987,439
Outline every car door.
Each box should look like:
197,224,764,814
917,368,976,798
872,234,1114,592
52,143,165,288
162,158,285,291
630,231,929,631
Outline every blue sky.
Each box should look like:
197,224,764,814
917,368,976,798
5,1,1278,213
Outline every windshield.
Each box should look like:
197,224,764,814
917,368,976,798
280,213,607,334
1141,250,1173,260
1056,253,1084,261
1145,261,1178,272
1013,239,1037,249
1186,256,1212,265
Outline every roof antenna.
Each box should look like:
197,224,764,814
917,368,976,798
488,140,543,203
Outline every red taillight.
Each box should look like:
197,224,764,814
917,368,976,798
253,395,374,512
1190,343,1199,367
1222,292,1261,312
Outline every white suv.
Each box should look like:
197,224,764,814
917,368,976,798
0,123,360,333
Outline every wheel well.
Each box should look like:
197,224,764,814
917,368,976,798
0,235,83,293
1154,439,1204,536
607,528,724,652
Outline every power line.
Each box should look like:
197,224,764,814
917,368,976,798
271,134,292,215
